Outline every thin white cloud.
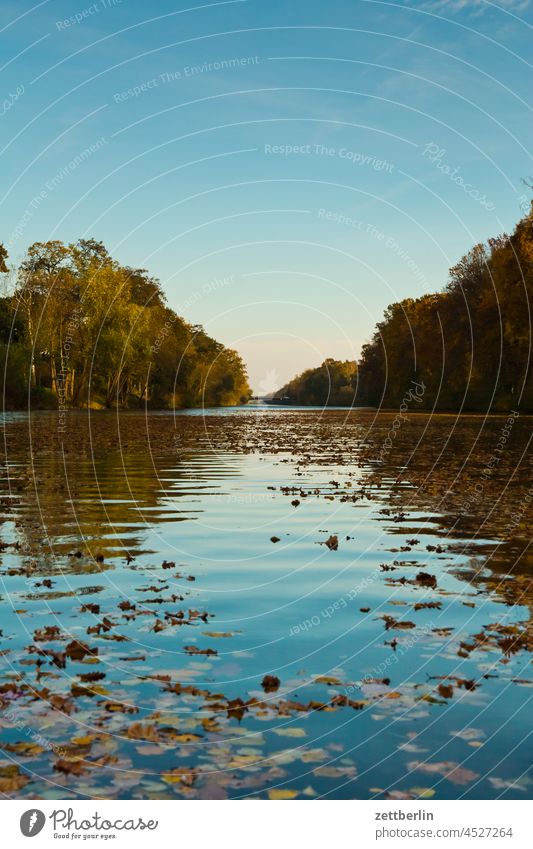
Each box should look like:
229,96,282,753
416,0,530,15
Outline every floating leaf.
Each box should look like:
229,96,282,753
268,788,298,799
0,765,30,792
408,760,479,786
203,632,234,638
315,675,342,686
262,675,280,693
1,742,44,757
273,727,306,738
411,786,436,798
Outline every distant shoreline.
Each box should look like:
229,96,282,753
3,404,531,417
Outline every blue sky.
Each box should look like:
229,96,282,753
1,0,532,391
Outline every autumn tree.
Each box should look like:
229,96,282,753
357,206,533,411
8,238,251,410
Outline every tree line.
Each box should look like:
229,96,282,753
0,239,251,409
276,208,533,412
271,358,358,406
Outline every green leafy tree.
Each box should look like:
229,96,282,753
9,238,251,410
276,359,357,406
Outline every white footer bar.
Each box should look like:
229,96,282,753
3,800,530,848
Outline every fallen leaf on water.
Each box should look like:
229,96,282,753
228,754,260,768
1,742,44,757
184,646,217,656
54,759,88,776
398,742,428,753
261,675,280,693
126,723,162,742
173,734,203,743
136,745,165,756
65,640,97,661
313,765,356,778
203,632,234,638
162,768,197,787
198,783,229,800
201,718,222,733
273,727,306,738
267,750,298,766
70,735,97,746
79,671,106,683
302,785,318,797
268,788,298,799
384,790,416,799
408,760,479,786
103,701,138,714
300,749,328,763
410,786,436,798
451,728,485,741
488,776,528,793
0,765,30,792
415,572,437,588
382,615,416,631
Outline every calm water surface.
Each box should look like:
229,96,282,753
0,408,531,800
